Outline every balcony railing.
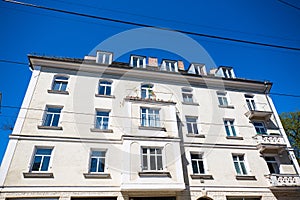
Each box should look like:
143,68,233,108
268,174,300,187
253,134,286,153
244,102,273,120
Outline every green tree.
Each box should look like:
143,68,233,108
280,111,300,163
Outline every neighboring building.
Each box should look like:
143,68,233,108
0,51,300,200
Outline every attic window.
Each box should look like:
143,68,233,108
96,51,113,65
161,60,178,72
130,55,146,68
221,67,235,78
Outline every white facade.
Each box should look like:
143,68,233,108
0,53,299,200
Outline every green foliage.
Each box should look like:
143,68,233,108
280,111,300,162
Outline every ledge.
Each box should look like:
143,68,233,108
236,175,257,180
23,172,54,178
37,126,63,130
47,89,69,95
182,102,199,106
218,105,235,109
90,128,113,133
124,96,176,105
190,174,213,179
138,126,166,131
226,136,244,140
95,94,115,98
83,173,111,179
138,171,171,178
186,133,205,138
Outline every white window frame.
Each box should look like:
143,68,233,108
182,88,194,103
232,154,248,175
52,75,69,91
186,116,199,134
253,121,267,134
190,152,205,174
42,106,62,127
224,119,237,136
217,91,229,106
245,94,256,111
161,60,178,72
194,64,206,75
140,107,160,127
30,147,53,172
98,80,112,96
264,155,280,174
141,83,154,99
222,67,234,78
89,149,107,173
141,147,163,171
96,51,113,65
95,110,110,130
130,55,146,68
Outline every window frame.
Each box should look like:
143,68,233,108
161,60,178,72
182,87,194,103
96,51,113,65
98,80,112,96
141,147,164,171
245,94,256,111
141,83,154,99
253,121,267,135
217,91,229,106
89,149,107,173
186,116,199,135
224,119,237,137
42,106,62,127
264,156,280,174
130,55,146,68
51,75,69,92
30,147,53,172
140,107,160,128
95,110,110,130
232,154,248,175
190,152,205,174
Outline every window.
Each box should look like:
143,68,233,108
233,155,248,175
52,76,68,91
31,148,53,172
186,117,199,134
191,153,205,174
194,64,206,75
245,95,256,111
89,150,106,173
142,147,163,171
217,92,228,106
222,67,234,78
224,119,237,136
265,156,279,174
95,111,110,130
182,88,193,103
98,80,112,96
253,121,267,134
131,55,146,68
162,60,178,72
43,107,62,127
96,51,112,65
141,84,154,99
141,108,160,127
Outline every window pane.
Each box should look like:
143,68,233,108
240,162,247,175
36,148,52,155
61,82,67,91
32,156,42,171
43,114,52,126
99,86,105,95
52,114,60,126
90,158,97,172
192,160,198,173
53,82,60,91
142,155,148,170
198,160,205,174
157,155,163,170
191,154,201,159
150,155,156,170
41,156,50,171
234,162,241,174
98,158,105,172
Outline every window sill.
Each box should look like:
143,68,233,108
23,172,54,178
226,136,243,140
90,128,113,133
182,102,199,106
236,175,256,180
37,126,63,130
95,94,115,98
83,173,111,179
138,126,166,131
218,105,235,109
47,90,69,95
138,171,171,178
190,174,213,179
186,133,205,138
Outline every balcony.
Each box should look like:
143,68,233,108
268,174,300,187
253,134,287,153
244,103,273,120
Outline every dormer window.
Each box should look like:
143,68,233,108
130,55,146,68
161,60,178,72
96,51,113,65
188,63,207,75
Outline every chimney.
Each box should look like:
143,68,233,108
148,57,158,67
178,60,185,70
209,68,218,76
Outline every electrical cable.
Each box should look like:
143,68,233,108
3,0,300,51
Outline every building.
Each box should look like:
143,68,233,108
0,51,300,200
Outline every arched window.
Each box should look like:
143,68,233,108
98,80,112,96
52,75,69,91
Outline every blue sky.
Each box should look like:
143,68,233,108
0,0,300,164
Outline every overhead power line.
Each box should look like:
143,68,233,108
4,0,300,51
278,0,300,11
